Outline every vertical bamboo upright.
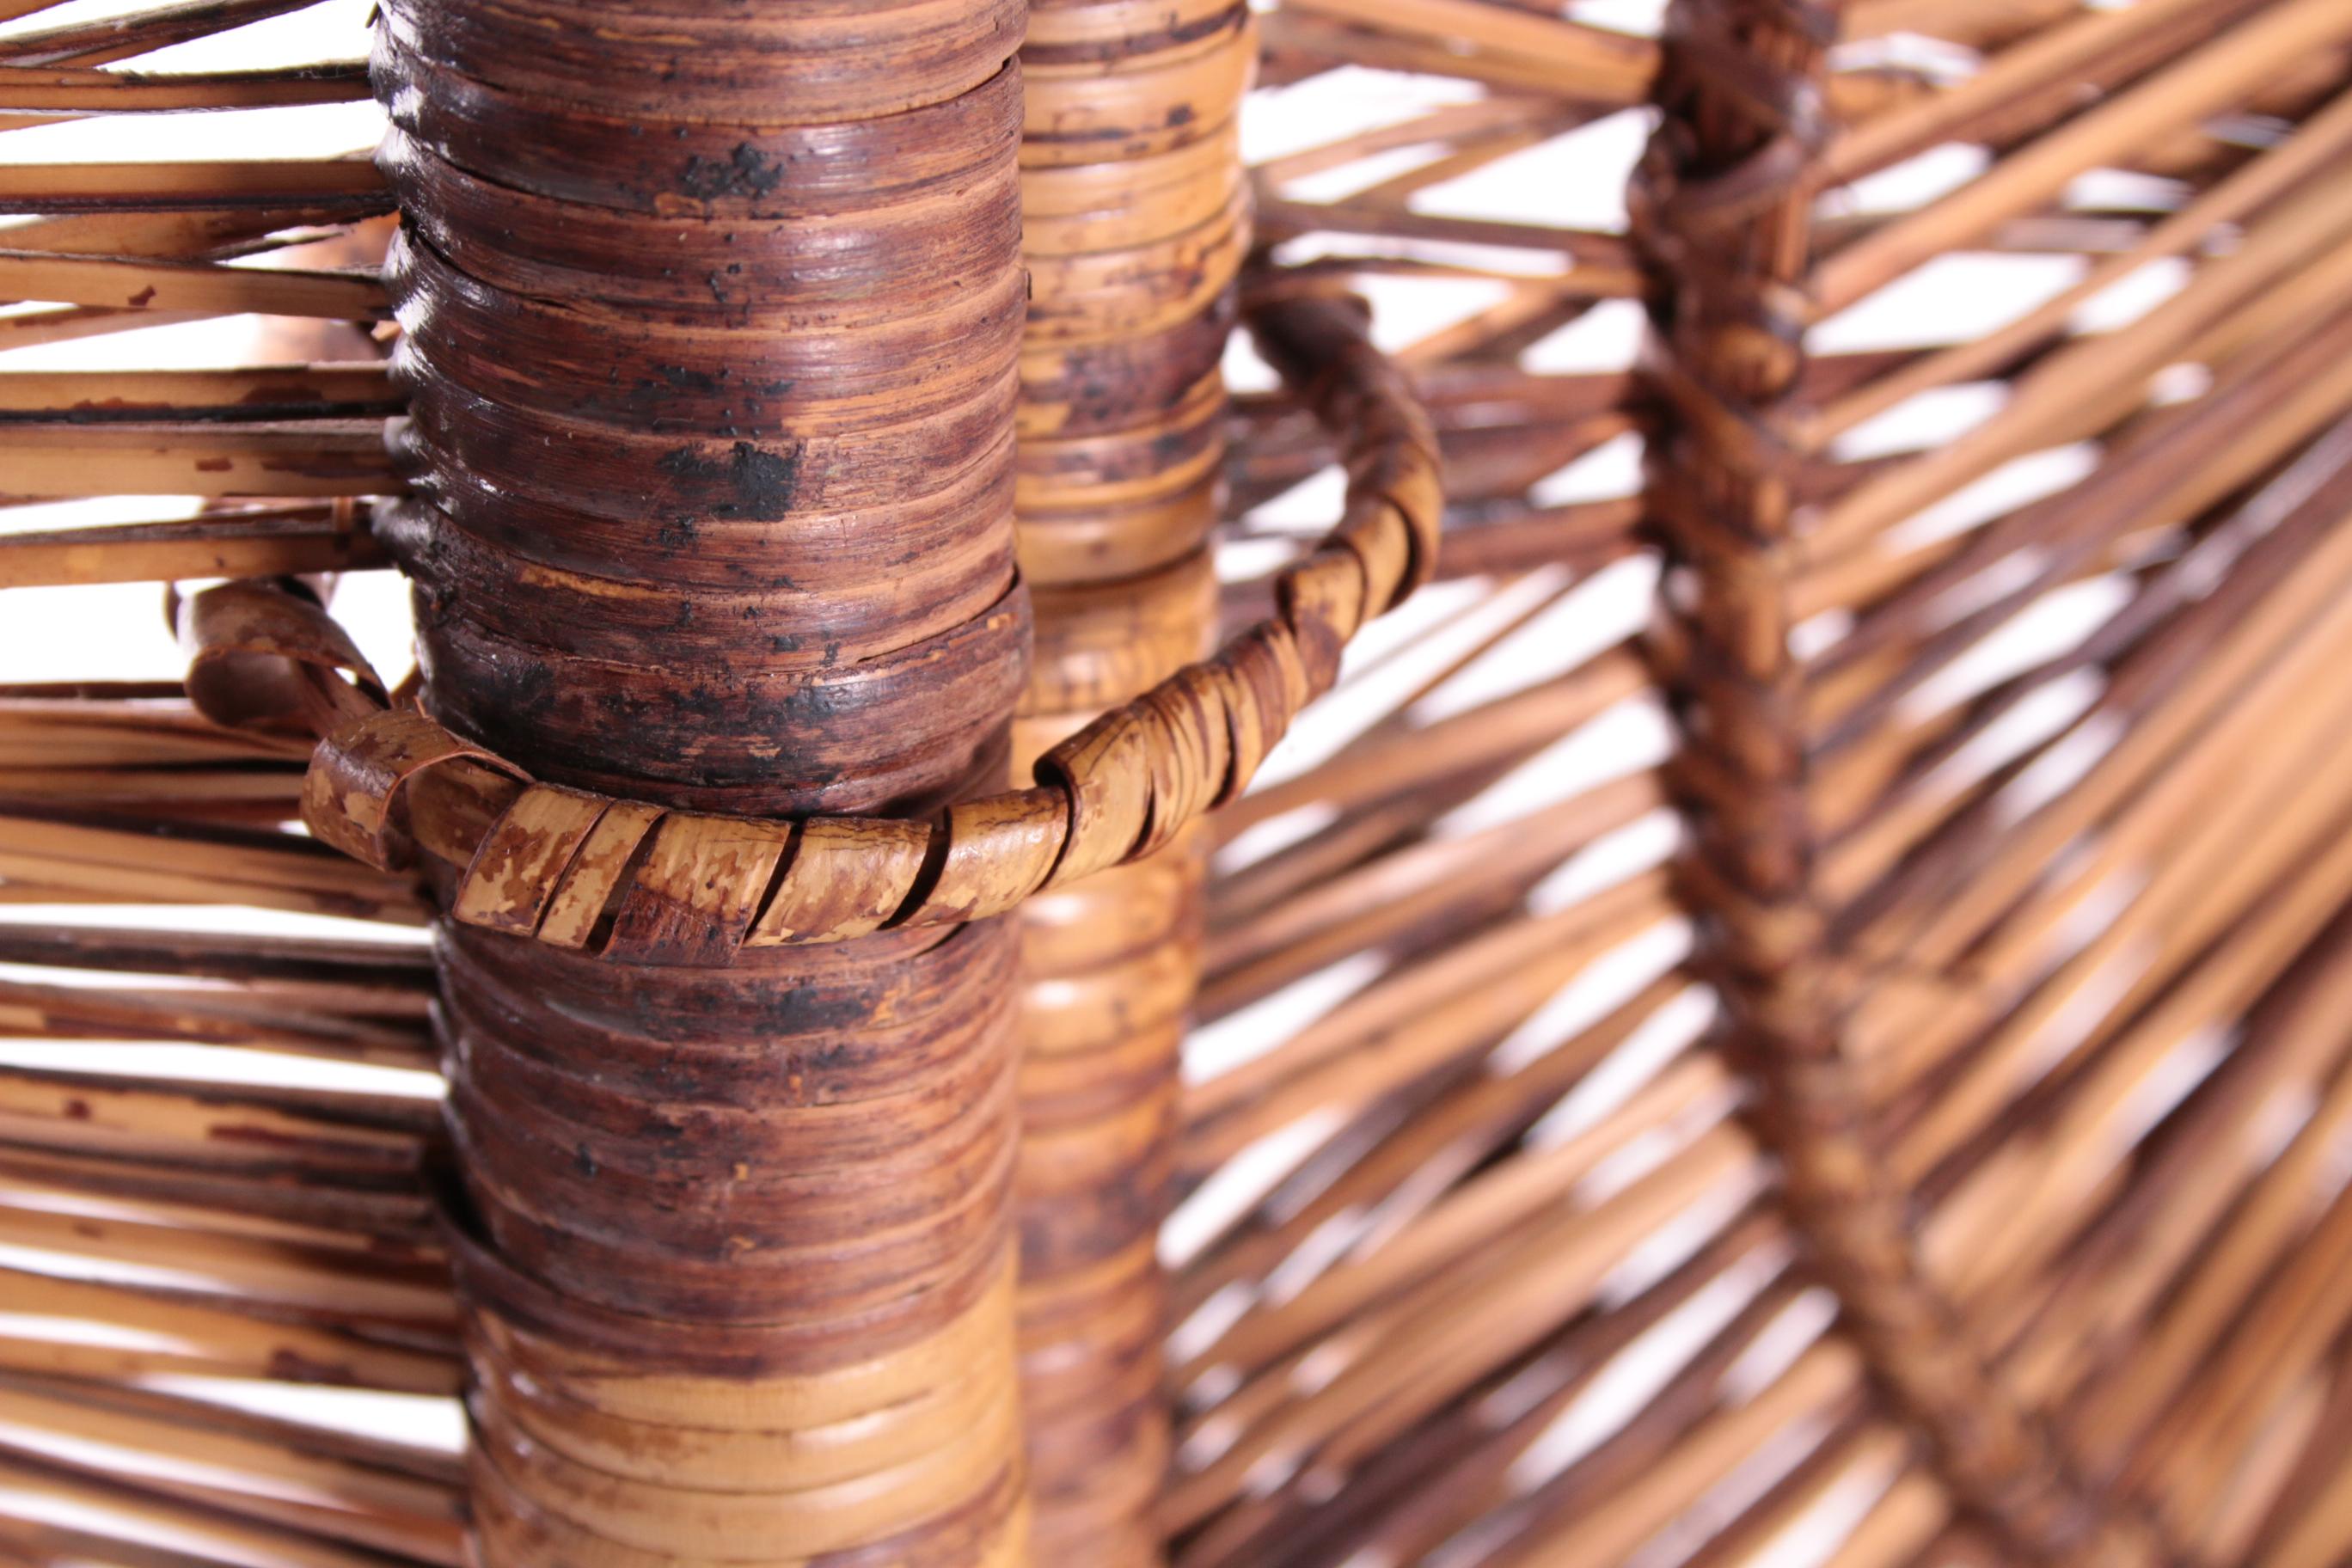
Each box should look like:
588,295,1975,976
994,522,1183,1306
1012,1,1254,1560
371,1,1034,1562
14,0,2352,1564
1634,2,2214,1561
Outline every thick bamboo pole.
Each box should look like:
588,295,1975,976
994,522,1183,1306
371,2,1034,1563
1632,2,2159,1562
1012,1,1253,1557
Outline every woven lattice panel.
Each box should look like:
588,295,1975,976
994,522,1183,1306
1172,3,2352,1565
1,1,2349,1566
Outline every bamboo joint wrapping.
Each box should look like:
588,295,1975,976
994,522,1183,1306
1014,0,1255,1558
369,0,1034,1561
1633,1,2162,1560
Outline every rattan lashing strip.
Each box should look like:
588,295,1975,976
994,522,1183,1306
175,286,1437,965
1634,2,2173,1562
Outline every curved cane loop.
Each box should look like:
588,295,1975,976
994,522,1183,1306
178,578,389,738
304,708,527,873
1632,3,2171,1563
229,286,1437,962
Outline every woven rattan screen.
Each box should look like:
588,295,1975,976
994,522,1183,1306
3,1,2350,1565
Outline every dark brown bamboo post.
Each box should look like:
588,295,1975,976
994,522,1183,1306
1631,3,2163,1562
1012,0,1255,1558
368,2,1034,1562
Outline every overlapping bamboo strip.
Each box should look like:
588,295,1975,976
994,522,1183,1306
0,0,330,70
1163,0,2352,1561
0,504,389,589
1633,3,2164,1559
1010,0,1252,1552
1157,645,1694,1564
1590,3,2352,1565
1,0,2352,1565
367,0,1036,1561
0,805,423,919
1154,15,1718,1560
0,59,371,118
30,267,1437,1568
89,253,1441,1568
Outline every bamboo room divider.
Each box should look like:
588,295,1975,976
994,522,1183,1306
6,1,2352,1565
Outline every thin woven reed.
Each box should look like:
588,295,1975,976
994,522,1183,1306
3,1,2352,1566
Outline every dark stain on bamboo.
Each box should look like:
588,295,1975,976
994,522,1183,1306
372,0,1033,1560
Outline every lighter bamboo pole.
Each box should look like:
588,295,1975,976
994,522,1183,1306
1632,3,2163,1563
371,2,1033,1563
1012,1,1253,1557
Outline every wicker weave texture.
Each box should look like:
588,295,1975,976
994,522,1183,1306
1,1,2351,1566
